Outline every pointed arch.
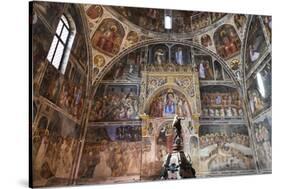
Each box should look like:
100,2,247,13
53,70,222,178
143,84,193,118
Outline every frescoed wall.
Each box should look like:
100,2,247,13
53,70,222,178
77,123,142,184
213,24,241,59
253,115,272,171
32,108,81,186
31,1,90,187
200,86,243,118
148,89,191,118
198,125,255,174
244,16,272,174
245,16,267,72
31,1,272,187
91,18,125,57
247,60,271,118
90,84,139,121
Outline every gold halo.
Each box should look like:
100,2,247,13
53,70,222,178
94,55,105,67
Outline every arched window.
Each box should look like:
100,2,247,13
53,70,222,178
47,14,75,74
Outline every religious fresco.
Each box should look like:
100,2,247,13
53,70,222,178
191,12,211,31
210,12,226,23
92,18,125,57
72,34,88,64
93,55,105,68
200,34,212,47
247,60,271,117
112,7,226,34
40,64,85,120
32,17,52,82
39,64,62,103
189,136,199,157
147,44,192,65
31,1,272,188
113,7,165,32
200,86,243,118
199,125,255,173
151,44,169,65
86,5,103,20
70,66,84,85
194,57,227,81
234,14,246,33
214,24,241,59
32,109,81,187
125,31,139,46
32,5,88,187
213,60,224,80
140,117,198,180
102,51,141,81
58,79,85,120
141,121,173,179
77,125,142,183
245,16,267,72
253,116,272,171
172,11,193,33
171,45,192,65
148,89,191,118
90,84,139,121
194,55,214,80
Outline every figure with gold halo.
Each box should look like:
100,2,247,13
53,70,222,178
165,89,176,114
97,24,118,53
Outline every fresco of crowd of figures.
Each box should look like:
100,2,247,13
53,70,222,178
31,1,272,187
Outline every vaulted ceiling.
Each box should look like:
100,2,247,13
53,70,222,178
82,5,247,85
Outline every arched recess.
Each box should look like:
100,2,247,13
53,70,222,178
143,84,193,117
92,39,240,92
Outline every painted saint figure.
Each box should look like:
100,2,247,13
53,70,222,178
175,47,183,65
165,91,176,114
249,45,260,63
96,25,117,54
199,61,206,79
93,141,112,178
155,48,165,65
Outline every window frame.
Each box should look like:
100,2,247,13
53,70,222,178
47,15,71,72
